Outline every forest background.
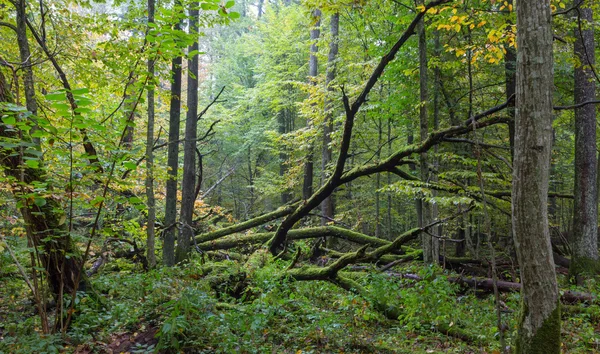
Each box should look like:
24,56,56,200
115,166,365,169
0,0,599,352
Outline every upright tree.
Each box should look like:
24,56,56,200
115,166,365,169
163,1,184,266
416,0,437,263
146,0,157,268
512,0,560,351
177,1,200,263
321,12,339,229
302,8,321,200
570,0,598,283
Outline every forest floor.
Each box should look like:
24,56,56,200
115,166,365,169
1,247,599,353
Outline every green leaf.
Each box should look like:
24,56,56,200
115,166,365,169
228,11,240,19
46,92,67,101
124,161,137,170
2,115,16,125
225,1,234,8
25,159,40,169
201,2,218,10
71,88,89,94
33,196,46,207
129,196,142,204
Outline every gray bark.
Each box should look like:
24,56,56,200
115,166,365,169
15,0,38,141
146,0,156,268
417,3,436,263
176,2,200,263
163,0,184,266
302,8,320,200
321,12,339,229
570,0,598,283
512,0,560,351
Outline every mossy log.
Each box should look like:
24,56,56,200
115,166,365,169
196,226,397,251
287,245,368,281
195,202,298,244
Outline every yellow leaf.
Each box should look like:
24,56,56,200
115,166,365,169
416,5,426,12
478,20,486,27
508,4,513,11
559,2,565,8
470,23,475,30
454,24,461,32
427,8,437,14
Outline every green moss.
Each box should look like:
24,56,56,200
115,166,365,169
514,300,560,354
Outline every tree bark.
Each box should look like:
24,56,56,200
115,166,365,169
15,0,38,141
570,0,599,283
321,12,339,231
302,8,321,200
163,0,184,266
145,0,156,268
512,0,560,351
417,0,436,263
176,2,200,263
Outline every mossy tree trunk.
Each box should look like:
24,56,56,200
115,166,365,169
512,0,560,352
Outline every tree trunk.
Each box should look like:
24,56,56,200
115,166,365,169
512,0,560,351
0,69,82,297
163,0,183,266
278,109,291,204
321,12,338,231
417,1,436,263
302,8,320,200
570,0,599,283
15,0,38,141
176,2,200,263
145,0,156,268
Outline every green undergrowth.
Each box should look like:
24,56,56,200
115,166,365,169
1,254,599,353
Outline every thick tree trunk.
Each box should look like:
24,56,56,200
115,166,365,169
176,2,200,263
321,12,338,231
512,0,560,352
145,0,156,268
163,0,184,266
302,9,320,200
0,69,82,297
570,0,599,283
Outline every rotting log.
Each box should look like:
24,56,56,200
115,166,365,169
377,272,595,304
196,225,395,251
195,202,298,244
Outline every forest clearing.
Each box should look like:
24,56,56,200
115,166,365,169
0,0,599,352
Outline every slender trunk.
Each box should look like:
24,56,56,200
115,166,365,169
279,109,291,204
257,0,264,19
302,8,321,200
375,118,382,238
417,2,434,263
176,2,200,263
145,0,156,268
570,0,598,283
321,12,339,230
386,116,392,238
513,0,560,351
163,0,183,266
